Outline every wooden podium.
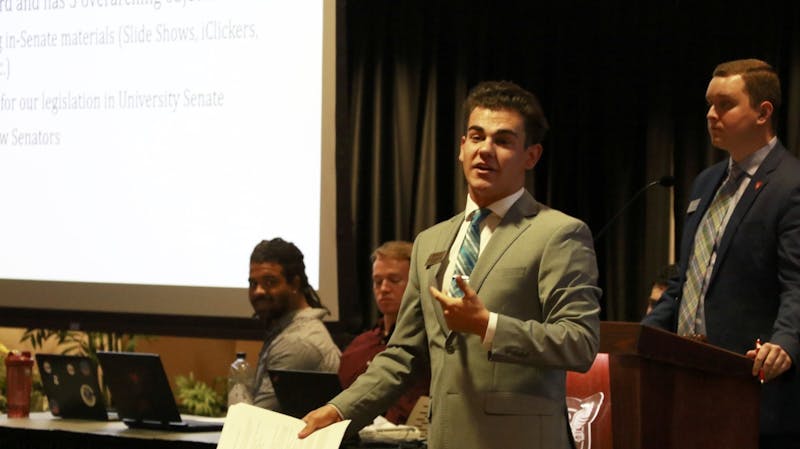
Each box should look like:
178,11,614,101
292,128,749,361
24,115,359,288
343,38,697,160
566,322,760,449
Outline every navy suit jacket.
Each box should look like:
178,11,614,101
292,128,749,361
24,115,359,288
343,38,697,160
644,142,800,435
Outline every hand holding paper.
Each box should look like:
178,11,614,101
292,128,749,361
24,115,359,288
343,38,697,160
217,403,349,449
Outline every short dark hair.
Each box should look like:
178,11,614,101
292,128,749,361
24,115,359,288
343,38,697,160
713,59,781,130
463,80,550,146
250,238,323,308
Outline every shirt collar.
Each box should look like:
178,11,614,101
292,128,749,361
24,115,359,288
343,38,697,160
262,309,299,342
731,136,776,177
463,188,525,221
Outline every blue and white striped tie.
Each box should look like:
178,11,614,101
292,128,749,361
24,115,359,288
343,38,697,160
450,208,492,297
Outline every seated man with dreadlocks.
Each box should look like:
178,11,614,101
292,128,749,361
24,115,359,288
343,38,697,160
247,238,341,411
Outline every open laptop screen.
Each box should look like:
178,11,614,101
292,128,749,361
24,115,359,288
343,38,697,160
268,368,342,419
35,354,108,421
97,351,222,432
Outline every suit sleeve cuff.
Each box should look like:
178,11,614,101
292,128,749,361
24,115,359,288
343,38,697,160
482,312,498,350
327,402,345,420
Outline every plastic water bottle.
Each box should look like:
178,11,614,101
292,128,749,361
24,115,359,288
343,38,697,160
227,352,253,407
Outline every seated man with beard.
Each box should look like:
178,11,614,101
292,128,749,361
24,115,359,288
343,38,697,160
247,238,341,411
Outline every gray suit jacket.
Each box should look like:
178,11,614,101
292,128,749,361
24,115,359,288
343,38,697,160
331,191,601,449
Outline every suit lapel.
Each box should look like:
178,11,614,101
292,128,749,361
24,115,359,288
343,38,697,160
711,145,784,281
469,192,541,296
426,215,463,336
680,163,727,263
429,191,541,338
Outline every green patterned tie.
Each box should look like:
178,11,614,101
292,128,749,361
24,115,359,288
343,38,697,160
450,208,492,297
678,164,745,336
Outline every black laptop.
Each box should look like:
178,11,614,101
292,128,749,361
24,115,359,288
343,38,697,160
267,368,342,418
35,354,109,421
96,351,223,432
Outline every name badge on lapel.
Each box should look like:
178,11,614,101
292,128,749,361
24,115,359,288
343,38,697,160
425,251,447,268
687,199,701,214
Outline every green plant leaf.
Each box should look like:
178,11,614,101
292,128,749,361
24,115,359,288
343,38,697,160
173,372,225,417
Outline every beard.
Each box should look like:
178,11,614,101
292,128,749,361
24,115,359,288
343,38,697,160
250,290,293,324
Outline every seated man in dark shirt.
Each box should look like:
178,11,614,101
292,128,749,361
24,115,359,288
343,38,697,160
338,241,430,424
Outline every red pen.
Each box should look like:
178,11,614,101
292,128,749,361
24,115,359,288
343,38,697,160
756,338,765,384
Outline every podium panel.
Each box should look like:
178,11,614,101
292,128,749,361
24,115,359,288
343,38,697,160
566,322,759,449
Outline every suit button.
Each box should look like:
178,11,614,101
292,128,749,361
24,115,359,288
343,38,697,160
445,345,455,354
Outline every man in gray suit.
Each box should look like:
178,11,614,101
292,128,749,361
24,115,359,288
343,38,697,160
300,81,601,449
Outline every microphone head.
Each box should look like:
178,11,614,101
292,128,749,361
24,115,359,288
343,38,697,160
658,175,675,187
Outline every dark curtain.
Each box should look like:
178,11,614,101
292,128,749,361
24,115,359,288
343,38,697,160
336,0,800,331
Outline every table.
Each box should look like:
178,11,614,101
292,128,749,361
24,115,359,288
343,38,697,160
1,412,424,449
0,412,221,449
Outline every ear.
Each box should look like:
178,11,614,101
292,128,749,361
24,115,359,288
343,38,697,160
289,275,302,291
524,143,543,170
458,135,466,163
756,101,774,126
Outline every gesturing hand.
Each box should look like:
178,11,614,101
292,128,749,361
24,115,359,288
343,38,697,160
429,275,490,338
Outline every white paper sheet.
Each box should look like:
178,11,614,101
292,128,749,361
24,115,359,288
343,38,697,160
217,403,350,449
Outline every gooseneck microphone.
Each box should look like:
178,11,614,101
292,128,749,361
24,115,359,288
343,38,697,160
593,175,674,242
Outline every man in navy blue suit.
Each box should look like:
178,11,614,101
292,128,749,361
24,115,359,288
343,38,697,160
643,59,800,448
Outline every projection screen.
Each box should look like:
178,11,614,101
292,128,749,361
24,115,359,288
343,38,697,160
0,0,339,338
